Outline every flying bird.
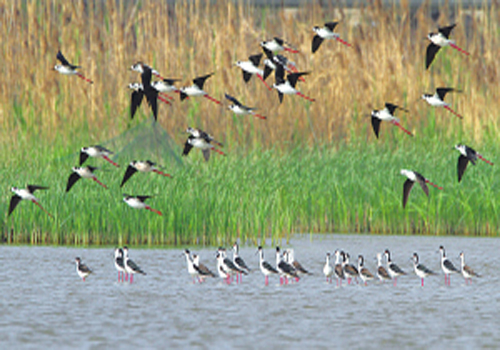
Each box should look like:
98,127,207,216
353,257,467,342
123,194,162,216
312,22,351,53
66,166,107,192
261,37,299,53
426,24,469,69
371,103,413,138
182,127,225,161
54,50,93,84
421,87,463,119
234,54,271,90
454,144,493,182
179,73,221,105
80,145,119,167
273,64,314,104
400,169,443,209
120,160,172,187
225,93,267,120
9,185,52,217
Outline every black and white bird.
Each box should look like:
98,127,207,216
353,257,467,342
225,93,267,120
260,37,299,53
358,255,374,285
66,166,107,192
342,252,359,285
454,144,493,182
384,250,406,286
182,127,225,161
421,87,462,119
120,160,172,187
114,248,126,282
192,253,216,281
275,246,299,284
311,22,351,53
371,103,412,138
376,252,391,282
130,62,162,79
179,73,221,105
184,249,203,283
439,246,460,286
123,246,146,283
333,250,346,286
80,145,119,167
257,246,279,286
232,243,251,278
426,24,469,69
9,185,51,217
323,253,334,283
400,169,443,209
412,253,436,287
123,194,163,216
284,249,311,276
234,53,271,90
459,251,480,284
75,257,92,281
273,64,314,104
54,50,93,84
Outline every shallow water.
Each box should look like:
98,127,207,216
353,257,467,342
0,234,498,349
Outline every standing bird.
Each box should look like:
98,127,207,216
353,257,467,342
192,254,216,281
9,185,51,217
439,246,460,286
66,166,107,192
371,103,413,138
275,246,299,284
123,194,162,216
459,252,480,284
120,160,172,187
232,243,251,279
80,145,119,167
358,255,374,285
183,127,225,161
412,253,436,287
261,37,299,53
225,93,267,120
400,169,443,209
273,64,315,104
75,257,92,281
421,88,463,119
234,54,271,90
123,246,146,283
426,24,469,69
376,252,391,282
454,144,493,182
312,22,351,53
385,250,406,286
114,248,126,282
179,73,221,105
257,246,279,286
323,252,334,283
285,249,311,276
333,250,346,286
54,50,93,84
342,252,359,285
183,249,202,283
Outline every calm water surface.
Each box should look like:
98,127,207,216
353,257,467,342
1,234,499,349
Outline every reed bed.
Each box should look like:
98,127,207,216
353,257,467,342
1,1,499,244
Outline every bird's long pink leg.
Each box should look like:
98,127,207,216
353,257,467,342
160,92,174,100
153,169,172,177
251,112,267,120
335,37,352,47
76,72,93,84
478,155,494,165
203,94,221,105
256,74,272,91
449,43,470,56
295,92,315,102
421,278,424,287
158,95,172,105
444,106,463,119
145,206,163,216
265,276,269,286
392,121,413,136
130,274,134,284
425,179,443,190
102,155,120,167
284,47,299,54
31,200,53,218
92,177,108,189
212,148,226,156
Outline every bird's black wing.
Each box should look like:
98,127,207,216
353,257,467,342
224,93,241,106
27,185,49,193
371,115,381,139
8,195,22,216
131,90,144,119
426,43,441,69
287,72,309,88
436,88,456,101
202,149,211,162
182,138,193,156
248,53,263,67
263,65,273,81
439,24,457,39
120,165,138,187
275,64,286,85
312,35,324,53
193,73,214,89
79,151,89,166
242,70,252,83
457,155,469,183
66,172,81,192
415,173,430,197
403,179,415,209
324,22,339,31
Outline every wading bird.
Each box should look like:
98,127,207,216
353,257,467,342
75,257,92,281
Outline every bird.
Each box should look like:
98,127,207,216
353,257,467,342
192,253,216,281
275,246,299,284
130,62,163,79
400,169,443,209
384,250,407,286
439,246,460,286
284,249,311,276
150,78,181,99
376,252,391,282
225,93,267,120
114,248,126,282
426,24,469,69
75,257,92,281
232,243,251,282
183,249,202,283
273,64,315,104
66,166,107,192
454,144,493,182
358,255,374,285
323,253,334,283
120,160,172,187
412,253,436,287
128,82,171,121
80,145,119,167
342,252,359,285
179,73,221,105
54,50,93,84
421,87,463,119
183,127,225,161
218,248,246,284
257,246,279,286
234,53,271,90
370,103,413,138
8,185,52,217
260,37,299,53
459,252,480,284
261,47,303,82
216,252,231,283
122,194,162,216
311,22,351,53
123,246,146,283
333,250,346,286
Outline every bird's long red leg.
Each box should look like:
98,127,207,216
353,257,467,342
449,43,470,56
212,148,226,156
145,206,163,216
152,169,172,177
296,92,315,102
31,200,53,218
265,276,269,286
425,180,443,190
284,47,299,54
158,95,172,105
392,121,413,136
160,92,174,100
478,155,494,165
256,74,272,91
102,155,120,167
203,94,221,105
335,37,352,47
444,106,463,119
252,112,267,120
76,72,93,84
92,177,108,189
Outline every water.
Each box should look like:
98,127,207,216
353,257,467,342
1,234,499,349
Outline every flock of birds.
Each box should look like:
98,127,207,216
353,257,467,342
73,243,480,287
